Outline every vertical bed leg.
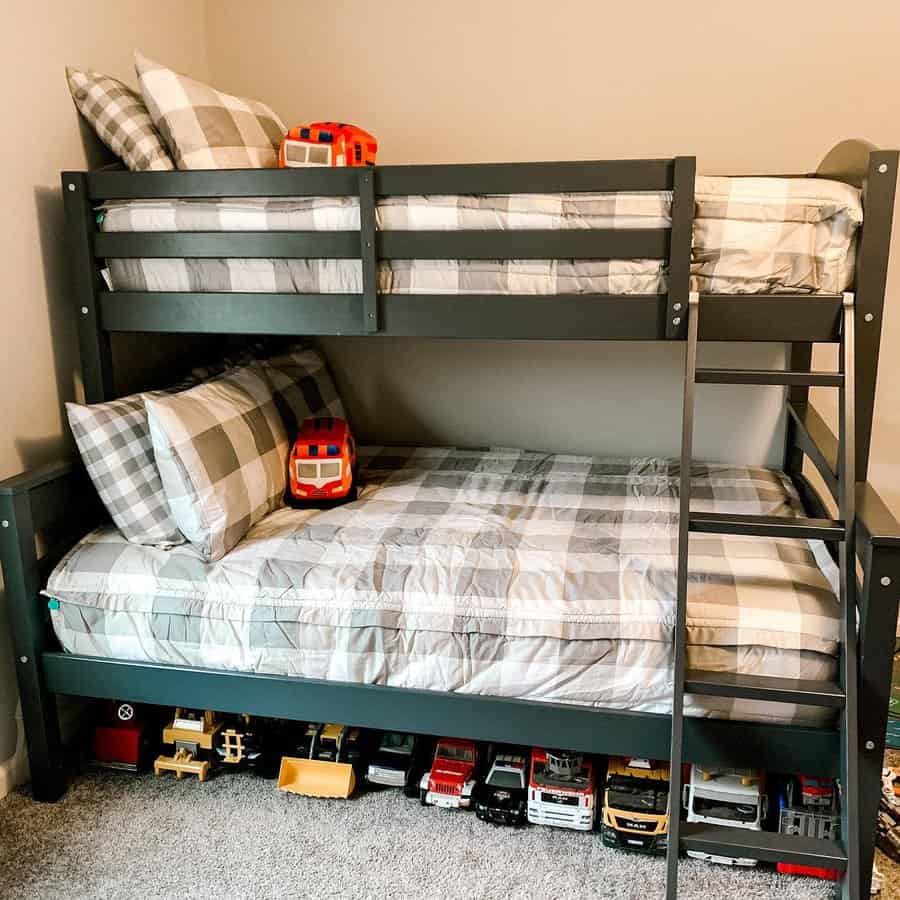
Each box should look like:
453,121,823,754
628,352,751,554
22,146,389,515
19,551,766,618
0,492,67,801
856,538,900,897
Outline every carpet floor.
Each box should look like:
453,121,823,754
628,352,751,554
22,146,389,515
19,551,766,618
0,769,877,900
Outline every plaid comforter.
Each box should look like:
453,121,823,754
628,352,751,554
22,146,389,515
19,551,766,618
99,176,862,296
47,448,840,724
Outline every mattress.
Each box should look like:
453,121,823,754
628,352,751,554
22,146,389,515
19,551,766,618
99,176,862,296
46,447,840,726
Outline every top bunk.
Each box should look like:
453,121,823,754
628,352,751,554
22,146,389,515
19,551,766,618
63,139,898,346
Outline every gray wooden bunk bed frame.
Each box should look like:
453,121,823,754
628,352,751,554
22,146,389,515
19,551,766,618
1,138,898,898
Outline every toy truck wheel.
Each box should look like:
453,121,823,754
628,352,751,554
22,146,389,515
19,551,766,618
420,788,428,806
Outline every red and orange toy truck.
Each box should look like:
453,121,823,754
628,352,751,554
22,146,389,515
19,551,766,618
289,417,357,503
279,123,377,168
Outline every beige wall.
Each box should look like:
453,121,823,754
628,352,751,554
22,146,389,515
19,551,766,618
0,0,209,786
205,0,900,495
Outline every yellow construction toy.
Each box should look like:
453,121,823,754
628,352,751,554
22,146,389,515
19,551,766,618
277,723,365,798
154,709,222,783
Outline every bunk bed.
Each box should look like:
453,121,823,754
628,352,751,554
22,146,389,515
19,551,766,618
1,138,898,899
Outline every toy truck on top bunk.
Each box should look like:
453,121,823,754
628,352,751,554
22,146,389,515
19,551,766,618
601,757,670,853
683,765,767,866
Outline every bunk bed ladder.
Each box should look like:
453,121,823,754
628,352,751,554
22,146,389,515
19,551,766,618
664,292,859,899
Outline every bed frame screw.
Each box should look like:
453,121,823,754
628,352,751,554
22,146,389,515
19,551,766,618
864,313,875,323
1,520,7,528
19,656,27,664
81,307,89,315
673,303,682,311
67,183,76,192
878,163,889,174
866,740,876,750
368,312,375,319
881,576,892,587
672,317,681,326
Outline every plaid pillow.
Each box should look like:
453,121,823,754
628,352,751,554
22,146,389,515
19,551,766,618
135,52,285,170
259,344,346,437
66,394,184,546
145,366,288,561
66,67,174,172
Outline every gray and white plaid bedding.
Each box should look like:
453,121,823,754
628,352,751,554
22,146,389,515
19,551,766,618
99,176,862,296
46,448,840,725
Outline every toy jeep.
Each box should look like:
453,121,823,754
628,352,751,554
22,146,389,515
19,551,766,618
365,732,434,797
473,750,529,826
419,738,479,809
277,723,366,798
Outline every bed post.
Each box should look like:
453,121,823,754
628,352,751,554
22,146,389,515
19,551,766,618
855,498,900,898
62,172,113,403
0,474,70,801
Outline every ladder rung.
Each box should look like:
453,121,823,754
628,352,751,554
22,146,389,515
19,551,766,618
688,512,845,541
695,368,843,387
680,823,847,870
684,670,845,708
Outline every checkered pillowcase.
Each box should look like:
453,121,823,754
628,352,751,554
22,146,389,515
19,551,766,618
66,67,174,172
259,344,346,437
135,52,285,170
66,394,184,546
145,366,288,562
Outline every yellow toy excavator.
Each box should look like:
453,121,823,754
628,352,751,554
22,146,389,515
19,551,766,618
277,723,365,799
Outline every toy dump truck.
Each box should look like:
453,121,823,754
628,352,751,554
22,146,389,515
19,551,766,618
683,764,767,865
601,757,669,852
277,723,365,798
154,709,222,783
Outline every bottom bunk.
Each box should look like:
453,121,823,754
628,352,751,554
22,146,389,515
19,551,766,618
45,447,840,734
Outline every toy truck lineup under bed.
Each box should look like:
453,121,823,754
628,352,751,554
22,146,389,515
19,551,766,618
601,757,669,853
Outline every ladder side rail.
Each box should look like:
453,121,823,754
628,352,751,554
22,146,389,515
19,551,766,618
665,291,700,900
839,293,860,900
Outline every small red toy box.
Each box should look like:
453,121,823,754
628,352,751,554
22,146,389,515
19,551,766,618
279,122,377,168
289,417,357,502
92,701,149,772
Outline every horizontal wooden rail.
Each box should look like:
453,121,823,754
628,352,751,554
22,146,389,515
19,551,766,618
94,228,671,261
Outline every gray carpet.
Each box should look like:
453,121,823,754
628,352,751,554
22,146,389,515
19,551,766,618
0,770,844,900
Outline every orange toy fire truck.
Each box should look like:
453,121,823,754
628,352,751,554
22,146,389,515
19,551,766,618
289,417,357,503
279,123,377,168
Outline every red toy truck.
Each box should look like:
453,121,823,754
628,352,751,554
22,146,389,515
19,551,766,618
279,122,377,168
776,776,841,881
418,738,479,809
289,417,357,503
528,748,597,831
92,701,151,772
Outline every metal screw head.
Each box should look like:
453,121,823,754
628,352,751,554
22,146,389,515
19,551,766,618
864,313,874,323
19,656,27,664
67,183,76,192
1,520,7,528
672,317,681,326
368,312,375,319
879,163,889,174
881,576,892,587
866,740,876,750
80,306,89,315
673,303,682,311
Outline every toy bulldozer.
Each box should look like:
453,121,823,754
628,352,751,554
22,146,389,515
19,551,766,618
277,723,364,799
